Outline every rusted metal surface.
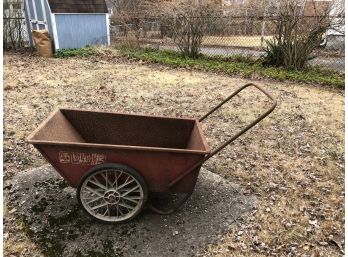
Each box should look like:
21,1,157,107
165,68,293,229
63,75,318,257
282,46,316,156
27,83,276,215
27,109,209,193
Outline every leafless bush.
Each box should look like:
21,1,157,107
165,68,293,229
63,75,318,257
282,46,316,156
3,0,26,50
159,1,219,58
263,0,344,69
109,0,157,48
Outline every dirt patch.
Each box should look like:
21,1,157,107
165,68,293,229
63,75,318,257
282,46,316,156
4,51,344,256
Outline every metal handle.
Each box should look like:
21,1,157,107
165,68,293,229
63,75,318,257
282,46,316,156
167,83,276,188
200,82,277,161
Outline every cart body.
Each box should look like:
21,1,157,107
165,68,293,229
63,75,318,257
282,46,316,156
27,109,210,193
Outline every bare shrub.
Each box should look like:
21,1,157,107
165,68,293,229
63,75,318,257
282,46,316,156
159,1,219,58
123,31,141,48
263,0,344,69
109,0,156,48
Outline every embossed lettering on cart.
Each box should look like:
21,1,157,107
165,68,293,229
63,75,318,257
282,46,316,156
59,151,106,165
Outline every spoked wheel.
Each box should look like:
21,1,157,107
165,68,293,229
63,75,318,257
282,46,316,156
77,163,148,223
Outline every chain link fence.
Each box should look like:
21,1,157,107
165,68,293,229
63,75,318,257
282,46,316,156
3,17,30,49
110,16,345,73
4,11,344,73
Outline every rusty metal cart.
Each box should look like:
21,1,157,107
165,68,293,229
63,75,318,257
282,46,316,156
27,83,276,223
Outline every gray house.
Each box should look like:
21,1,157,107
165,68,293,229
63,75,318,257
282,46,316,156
24,0,110,50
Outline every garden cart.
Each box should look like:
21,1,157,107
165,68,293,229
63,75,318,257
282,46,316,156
27,83,276,223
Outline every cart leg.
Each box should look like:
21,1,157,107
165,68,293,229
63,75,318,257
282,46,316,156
147,191,193,215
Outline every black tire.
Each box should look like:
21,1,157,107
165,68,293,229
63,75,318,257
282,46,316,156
77,163,148,223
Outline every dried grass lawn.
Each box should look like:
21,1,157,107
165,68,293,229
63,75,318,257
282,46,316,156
116,35,273,49
4,50,344,257
202,35,274,48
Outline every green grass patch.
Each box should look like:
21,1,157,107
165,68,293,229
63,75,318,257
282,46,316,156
117,47,344,88
55,47,96,58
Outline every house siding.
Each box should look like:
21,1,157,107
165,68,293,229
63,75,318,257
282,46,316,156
44,0,53,35
27,0,36,26
55,14,108,49
24,0,53,46
34,0,44,23
24,0,34,46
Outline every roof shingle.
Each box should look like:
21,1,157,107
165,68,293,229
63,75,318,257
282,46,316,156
47,0,108,13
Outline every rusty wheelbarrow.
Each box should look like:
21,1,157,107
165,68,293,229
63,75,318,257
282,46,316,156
27,83,276,223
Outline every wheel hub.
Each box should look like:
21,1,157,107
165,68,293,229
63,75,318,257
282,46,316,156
103,190,120,204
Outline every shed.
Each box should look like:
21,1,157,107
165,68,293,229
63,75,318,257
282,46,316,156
24,0,110,50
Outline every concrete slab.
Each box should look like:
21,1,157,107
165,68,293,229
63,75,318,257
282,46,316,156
5,165,256,257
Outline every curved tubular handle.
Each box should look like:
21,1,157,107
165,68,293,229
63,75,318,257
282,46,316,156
167,83,276,188
200,82,277,160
